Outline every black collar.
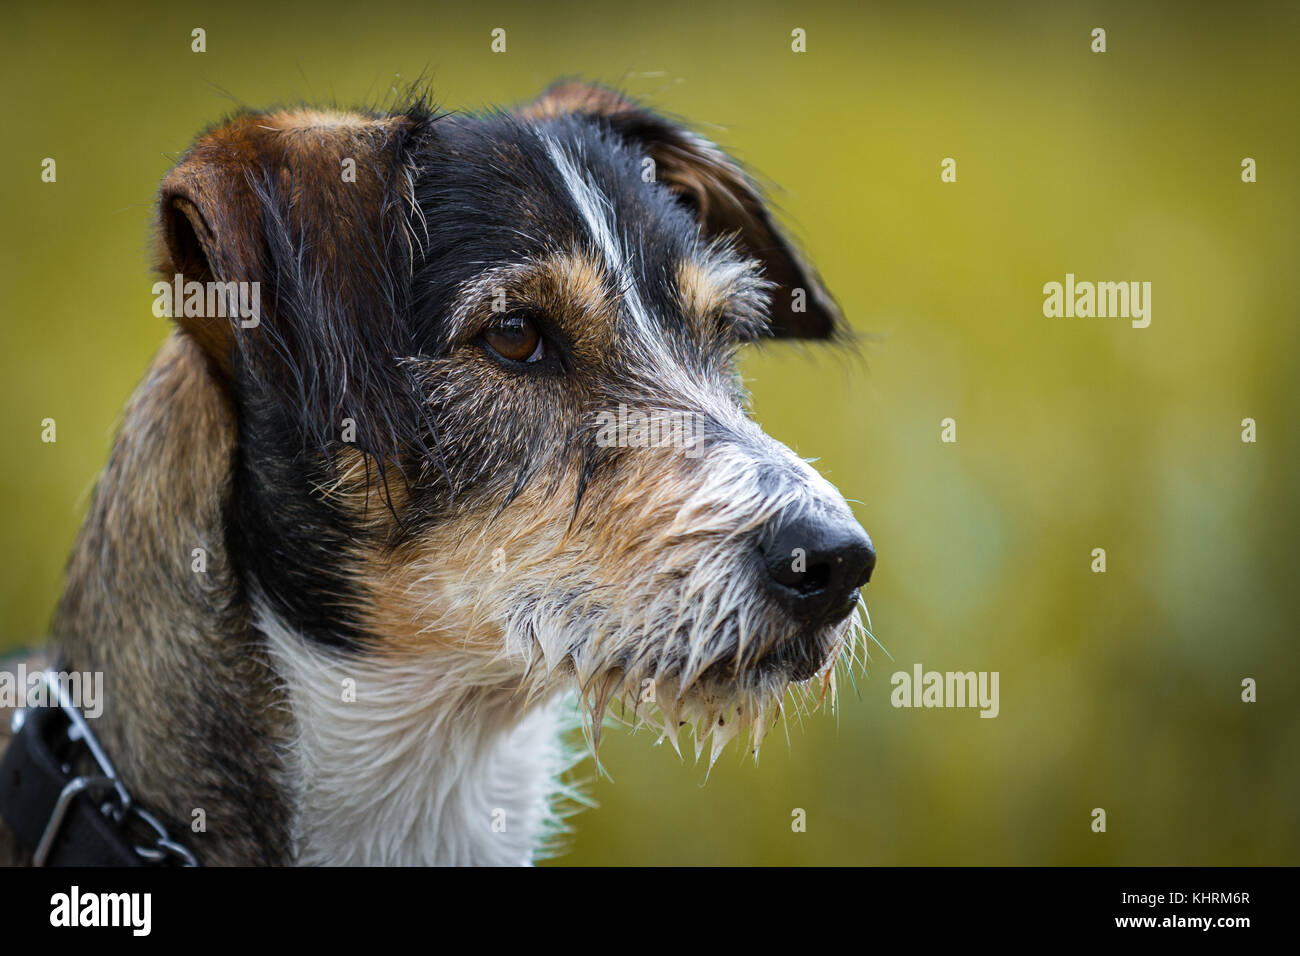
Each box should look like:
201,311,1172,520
0,669,198,867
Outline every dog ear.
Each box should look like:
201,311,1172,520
156,109,424,379
155,109,436,471
520,81,843,340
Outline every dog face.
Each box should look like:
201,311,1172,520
159,84,875,760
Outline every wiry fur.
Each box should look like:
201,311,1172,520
356,410,873,773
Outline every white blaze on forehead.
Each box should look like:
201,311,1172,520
540,134,656,338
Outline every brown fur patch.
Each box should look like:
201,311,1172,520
449,249,623,358
359,438,728,661
676,257,732,332
516,81,636,122
320,446,411,532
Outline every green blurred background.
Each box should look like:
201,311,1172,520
2,0,1296,864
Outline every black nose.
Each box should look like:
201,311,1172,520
759,509,875,626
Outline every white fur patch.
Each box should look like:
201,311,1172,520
259,607,575,866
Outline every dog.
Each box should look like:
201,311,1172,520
0,81,876,866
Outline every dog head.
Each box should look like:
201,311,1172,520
158,82,875,762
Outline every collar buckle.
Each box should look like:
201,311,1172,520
17,670,198,867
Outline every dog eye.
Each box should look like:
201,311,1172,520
482,313,544,364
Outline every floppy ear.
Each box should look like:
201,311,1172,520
520,81,843,340
154,108,432,460
156,108,425,376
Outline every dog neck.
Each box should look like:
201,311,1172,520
53,333,569,865
260,610,571,865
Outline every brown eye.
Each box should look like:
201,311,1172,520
482,313,543,363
